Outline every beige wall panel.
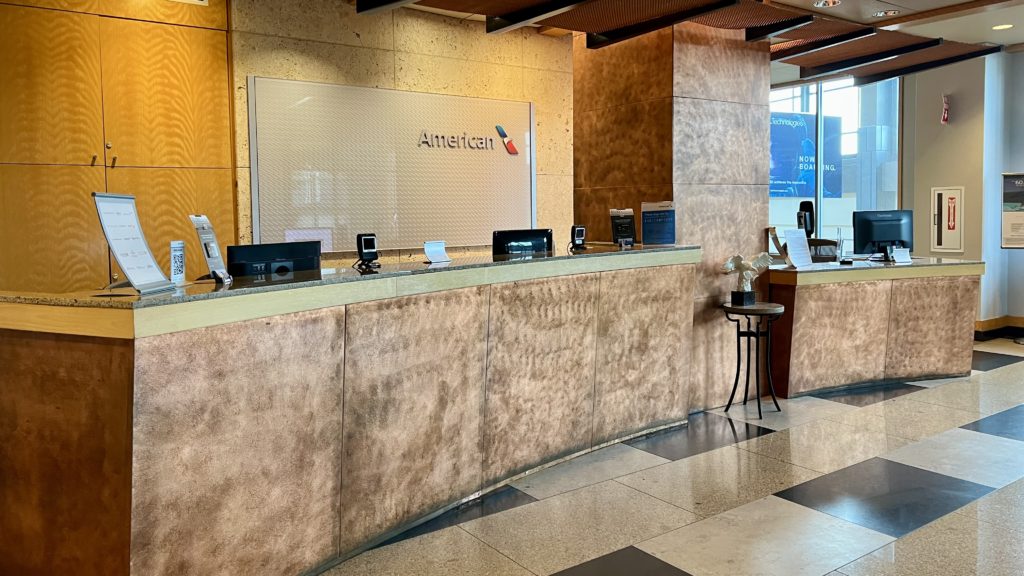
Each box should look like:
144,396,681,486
394,8,525,66
0,5,103,165
885,276,979,380
1,0,227,29
787,281,891,395
524,67,573,177
592,265,695,444
672,98,770,186
675,184,770,300
106,168,235,280
483,275,599,484
537,173,574,251
690,296,740,412
524,30,572,73
673,23,770,106
0,165,107,293
231,0,394,49
394,52,525,101
101,19,231,168
340,287,488,552
131,309,345,575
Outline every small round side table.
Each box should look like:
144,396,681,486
722,302,785,419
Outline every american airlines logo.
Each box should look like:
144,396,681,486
417,125,519,155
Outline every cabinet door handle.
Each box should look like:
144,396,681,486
105,142,113,150
111,155,117,168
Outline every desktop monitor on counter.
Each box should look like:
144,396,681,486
226,240,321,281
492,229,554,258
853,210,913,260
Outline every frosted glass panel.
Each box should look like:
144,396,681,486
250,77,534,251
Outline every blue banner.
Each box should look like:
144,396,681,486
769,112,842,198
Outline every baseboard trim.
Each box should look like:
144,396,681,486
975,316,1024,341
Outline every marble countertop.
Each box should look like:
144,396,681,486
0,244,701,310
768,257,985,286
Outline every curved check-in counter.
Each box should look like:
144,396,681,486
0,245,701,575
768,258,985,397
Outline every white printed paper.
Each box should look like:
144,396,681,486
424,240,451,263
783,228,814,269
93,193,173,293
892,248,912,264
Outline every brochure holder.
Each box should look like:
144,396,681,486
92,192,175,296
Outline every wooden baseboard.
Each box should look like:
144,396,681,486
976,316,1024,332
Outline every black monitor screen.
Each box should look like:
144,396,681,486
852,210,913,255
492,229,553,257
226,240,322,279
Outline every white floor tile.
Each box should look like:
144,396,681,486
511,443,668,500
882,427,1024,488
637,496,894,576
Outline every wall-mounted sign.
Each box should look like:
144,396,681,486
248,77,534,250
1003,173,1024,248
769,112,842,199
931,186,964,253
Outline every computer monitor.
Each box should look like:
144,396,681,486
492,229,553,258
226,241,321,281
852,210,913,261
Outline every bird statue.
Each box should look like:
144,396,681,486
721,252,773,293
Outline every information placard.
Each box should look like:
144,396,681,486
93,193,174,295
1003,173,1024,248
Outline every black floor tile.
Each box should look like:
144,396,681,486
552,547,693,576
775,457,992,538
972,350,1024,372
809,382,926,407
375,486,536,548
962,404,1024,442
626,411,773,461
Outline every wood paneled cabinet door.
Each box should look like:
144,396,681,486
0,5,104,165
100,18,231,169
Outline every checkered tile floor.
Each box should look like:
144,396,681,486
329,342,1024,576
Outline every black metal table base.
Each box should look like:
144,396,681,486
723,312,782,419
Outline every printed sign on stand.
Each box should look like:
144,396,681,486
1003,174,1024,248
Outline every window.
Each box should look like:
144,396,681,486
769,78,900,251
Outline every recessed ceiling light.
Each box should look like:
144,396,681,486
873,10,900,17
992,24,1014,30
813,0,841,8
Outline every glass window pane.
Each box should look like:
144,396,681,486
819,78,900,250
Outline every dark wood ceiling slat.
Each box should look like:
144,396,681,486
358,0,419,14
585,0,737,48
486,0,590,33
784,30,938,67
800,37,944,79
852,43,1002,85
746,14,814,42
771,28,877,61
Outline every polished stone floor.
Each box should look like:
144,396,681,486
327,340,1024,576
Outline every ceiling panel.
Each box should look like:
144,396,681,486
781,30,934,66
901,3,1024,44
772,0,916,23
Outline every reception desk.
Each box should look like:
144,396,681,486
768,258,985,398
0,245,700,576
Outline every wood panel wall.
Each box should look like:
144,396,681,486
0,1,235,294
